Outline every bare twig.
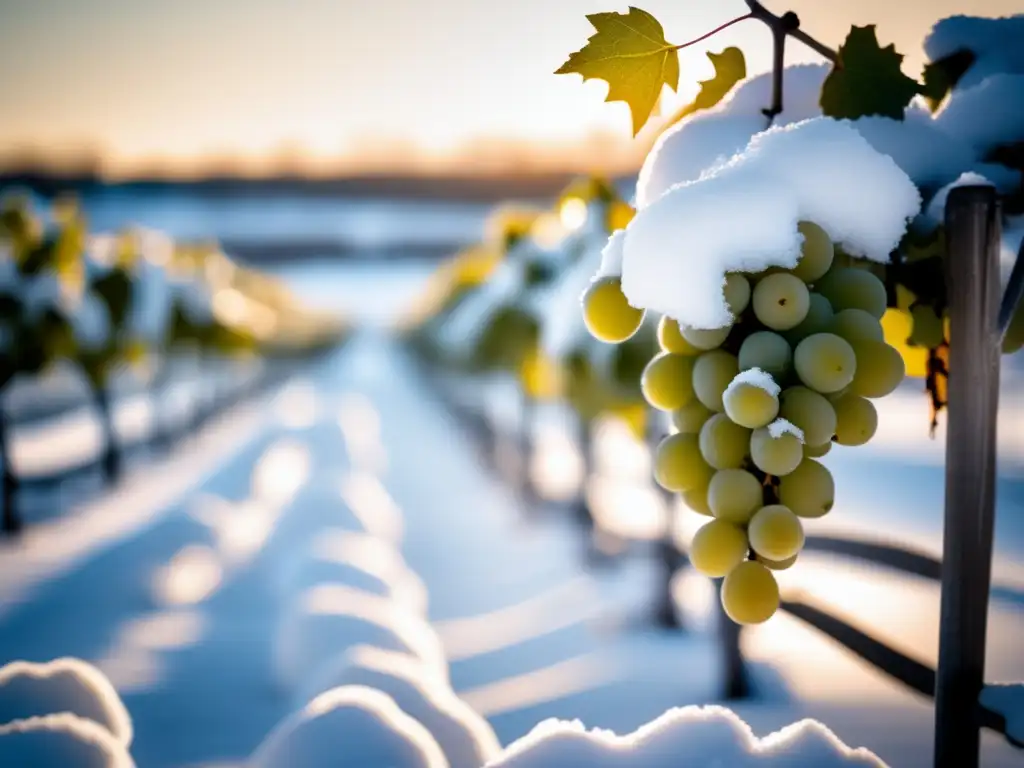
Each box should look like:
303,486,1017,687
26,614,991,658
670,12,754,53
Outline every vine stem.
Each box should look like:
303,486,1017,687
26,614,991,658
669,12,753,53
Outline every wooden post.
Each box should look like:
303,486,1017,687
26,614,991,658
934,186,1002,768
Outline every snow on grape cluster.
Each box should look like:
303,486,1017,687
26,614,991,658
581,119,918,624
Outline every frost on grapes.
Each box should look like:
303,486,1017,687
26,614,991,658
619,119,920,330
725,368,780,398
767,418,805,443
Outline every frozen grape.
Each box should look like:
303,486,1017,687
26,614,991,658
641,353,695,411
708,468,764,524
723,379,779,429
721,561,780,625
654,433,713,492
682,324,732,351
849,340,905,398
816,267,887,319
750,425,803,476
785,293,834,345
690,520,749,578
829,308,884,344
683,476,713,516
752,273,811,331
699,414,751,470
778,458,835,518
794,333,857,394
738,331,792,380
908,305,945,348
748,505,805,561
692,350,739,412
804,441,832,458
582,276,644,342
791,221,834,283
778,386,836,447
658,316,701,355
724,273,751,316
672,399,714,434
833,393,878,446
757,553,798,571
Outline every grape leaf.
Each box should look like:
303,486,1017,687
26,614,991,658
556,7,679,136
665,47,746,128
920,49,976,112
820,25,920,120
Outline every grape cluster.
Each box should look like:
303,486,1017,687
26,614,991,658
581,221,906,624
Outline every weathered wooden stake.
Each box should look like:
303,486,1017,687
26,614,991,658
934,185,1002,768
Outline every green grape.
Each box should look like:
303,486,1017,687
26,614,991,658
804,441,832,458
738,331,792,380
749,505,805,561
699,413,751,470
723,378,779,429
654,433,713,492
683,475,713,516
833,393,878,446
657,316,701,355
689,520,749,578
778,458,835,518
794,333,857,394
791,221,834,283
672,399,714,434
750,425,803,476
724,273,751,316
752,273,811,331
909,305,945,348
829,308,884,344
815,267,887,319
721,561,780,625
708,468,764,523
849,340,905,398
641,353,695,411
778,386,836,447
784,293,834,345
582,276,645,342
757,552,798,571
692,350,739,412
682,324,732,351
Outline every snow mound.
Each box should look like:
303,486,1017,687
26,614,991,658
726,368,779,398
296,646,500,768
935,74,1024,155
484,705,886,767
923,172,995,226
275,584,448,691
595,230,626,280
980,683,1024,745
925,15,1024,91
768,418,804,442
275,530,428,617
0,713,135,768
621,119,920,329
251,685,448,768
0,658,132,746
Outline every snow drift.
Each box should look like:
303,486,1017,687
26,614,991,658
0,713,136,768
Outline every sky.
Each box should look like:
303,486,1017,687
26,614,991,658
0,0,1020,176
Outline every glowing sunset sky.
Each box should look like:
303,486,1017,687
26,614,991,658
0,0,1019,174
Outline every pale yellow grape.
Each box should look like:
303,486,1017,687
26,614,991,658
723,381,779,429
708,468,764,523
785,293,834,345
749,504,805,561
654,433,713,492
752,273,811,331
829,308,884,344
672,400,714,434
682,324,732,351
658,316,701,355
791,221,834,283
750,427,803,477
684,476,713,516
804,441,832,458
689,520,749,578
849,340,905,398
721,561,780,625
724,274,751,316
699,414,752,470
582,276,645,342
757,553,798,571
909,305,945,348
692,350,739,412
816,267,888,319
641,353,695,411
738,331,792,380
778,386,836,448
833,393,878,446
794,333,857,394
778,458,835,518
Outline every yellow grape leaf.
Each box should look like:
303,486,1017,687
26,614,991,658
664,47,746,129
556,7,680,136
607,201,636,231
520,348,563,400
881,308,928,378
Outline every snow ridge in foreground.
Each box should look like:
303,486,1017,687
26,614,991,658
0,713,135,768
